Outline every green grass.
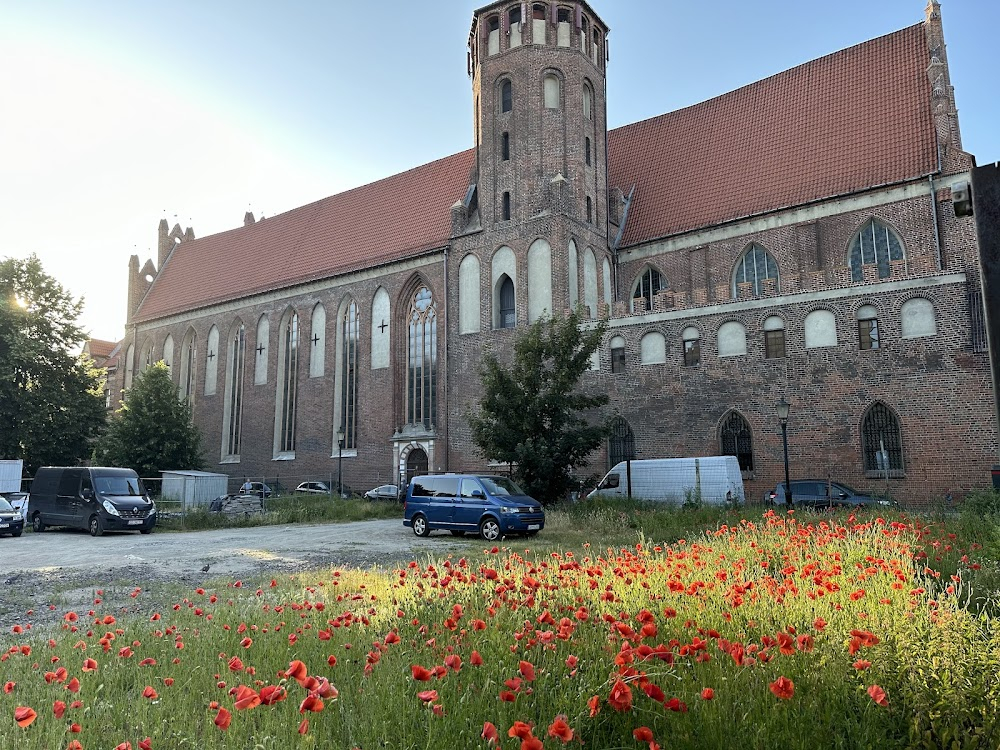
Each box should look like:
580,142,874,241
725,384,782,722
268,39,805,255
155,494,400,531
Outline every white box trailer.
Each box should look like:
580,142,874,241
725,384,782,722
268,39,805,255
0,460,24,493
589,457,745,505
160,470,230,509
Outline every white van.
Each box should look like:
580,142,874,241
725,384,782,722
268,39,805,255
589,457,745,505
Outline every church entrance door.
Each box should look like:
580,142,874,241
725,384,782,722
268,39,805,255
406,448,428,486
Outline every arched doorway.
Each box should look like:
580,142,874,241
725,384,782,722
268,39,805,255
608,417,636,469
406,448,428,485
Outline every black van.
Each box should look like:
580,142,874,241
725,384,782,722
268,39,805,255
30,467,157,536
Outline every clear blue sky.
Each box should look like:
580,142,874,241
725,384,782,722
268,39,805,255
1,0,995,342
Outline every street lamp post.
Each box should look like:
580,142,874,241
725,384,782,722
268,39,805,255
776,398,792,508
336,429,345,498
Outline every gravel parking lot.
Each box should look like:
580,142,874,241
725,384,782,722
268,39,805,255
0,520,465,630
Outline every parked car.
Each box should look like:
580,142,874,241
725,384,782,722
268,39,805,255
403,474,544,541
767,480,894,509
295,481,331,495
1,491,28,518
0,496,24,538
29,466,156,536
364,484,399,502
240,482,272,498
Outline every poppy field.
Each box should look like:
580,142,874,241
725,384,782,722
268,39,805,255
2,508,999,749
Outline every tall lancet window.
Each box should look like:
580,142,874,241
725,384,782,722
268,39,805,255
341,301,359,450
276,310,299,455
223,323,246,459
406,287,437,428
179,329,197,402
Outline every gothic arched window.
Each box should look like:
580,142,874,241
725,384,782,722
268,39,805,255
720,411,754,472
498,276,516,328
340,301,359,450
179,328,197,402
500,80,512,113
275,310,299,455
631,267,665,312
223,322,246,459
608,416,636,469
850,219,904,282
406,287,437,428
861,402,904,474
733,244,779,297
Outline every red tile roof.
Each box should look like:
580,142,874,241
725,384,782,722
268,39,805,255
86,339,118,359
136,24,936,323
610,24,936,247
136,150,476,321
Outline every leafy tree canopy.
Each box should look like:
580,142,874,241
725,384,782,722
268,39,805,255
468,308,609,504
93,362,203,478
0,255,106,473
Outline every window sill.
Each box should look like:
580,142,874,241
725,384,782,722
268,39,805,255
272,453,296,461
865,470,905,480
219,456,241,465
330,449,358,459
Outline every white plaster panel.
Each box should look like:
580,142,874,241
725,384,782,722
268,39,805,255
901,298,937,338
488,29,500,55
124,344,134,389
254,315,269,384
568,240,579,309
804,310,838,348
205,325,219,395
544,75,560,109
533,19,545,43
856,305,878,320
763,316,785,332
459,254,482,334
310,303,326,378
528,240,552,322
718,322,747,357
602,258,612,304
640,332,666,365
557,22,570,46
162,334,174,373
583,247,598,319
682,326,699,341
371,287,390,370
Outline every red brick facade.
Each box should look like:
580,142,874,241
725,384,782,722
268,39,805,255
113,1,995,504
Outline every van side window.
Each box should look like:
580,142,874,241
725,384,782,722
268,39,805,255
435,477,459,497
81,474,93,493
412,479,434,497
599,473,620,489
57,469,82,497
460,479,483,498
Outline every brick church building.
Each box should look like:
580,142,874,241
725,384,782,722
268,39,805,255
115,1,995,503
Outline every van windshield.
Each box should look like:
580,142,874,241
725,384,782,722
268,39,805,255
95,476,146,497
479,477,524,496
0,498,13,512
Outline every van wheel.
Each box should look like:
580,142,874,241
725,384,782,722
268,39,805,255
89,516,104,537
412,514,430,537
32,514,45,533
479,518,501,542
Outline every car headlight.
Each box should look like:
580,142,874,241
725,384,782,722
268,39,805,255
877,500,892,506
500,506,519,514
102,500,121,517
13,513,21,522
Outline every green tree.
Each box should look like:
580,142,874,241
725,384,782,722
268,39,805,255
468,308,609,504
0,255,106,473
93,362,203,478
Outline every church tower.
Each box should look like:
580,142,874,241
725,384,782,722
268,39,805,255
467,2,613,318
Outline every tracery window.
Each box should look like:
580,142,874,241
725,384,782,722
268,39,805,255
850,219,904,282
861,402,904,474
720,412,754,472
277,311,299,454
223,323,246,458
733,244,779,297
631,267,665,312
608,416,636,469
339,301,359,450
406,287,437,428
498,276,515,328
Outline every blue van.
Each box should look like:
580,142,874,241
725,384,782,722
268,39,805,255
403,474,544,541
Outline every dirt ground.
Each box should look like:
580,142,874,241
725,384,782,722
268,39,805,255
0,519,466,632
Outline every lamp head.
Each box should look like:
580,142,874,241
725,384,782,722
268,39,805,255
775,397,790,422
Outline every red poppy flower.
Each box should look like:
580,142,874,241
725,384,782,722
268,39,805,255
82,658,98,672
547,715,573,743
587,695,601,717
163,678,174,686
228,656,244,672
214,707,232,730
234,685,261,710
142,686,158,700
499,690,518,702
608,679,633,712
444,654,462,671
240,638,253,648
114,743,132,750
634,726,654,742
519,661,536,681
482,722,499,744
53,700,66,718
769,676,794,700
410,665,432,681
138,740,152,750
298,718,309,734
139,658,156,667
259,685,287,705
867,684,889,707
642,683,665,702
701,688,715,700
508,722,534,740
14,706,37,728
417,690,438,703
521,738,544,750
299,695,324,714
470,651,483,666
285,660,308,684
3,681,14,694
66,677,81,693
853,659,872,670
69,724,82,734
67,741,84,750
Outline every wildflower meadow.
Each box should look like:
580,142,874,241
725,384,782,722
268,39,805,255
2,508,998,749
